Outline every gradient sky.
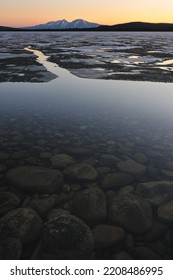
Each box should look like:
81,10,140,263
1,0,173,27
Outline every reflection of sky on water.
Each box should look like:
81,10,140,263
1,63,173,128
155,59,173,66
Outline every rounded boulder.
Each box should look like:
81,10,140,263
6,166,63,194
40,215,94,259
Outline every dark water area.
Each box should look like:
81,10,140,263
1,32,173,260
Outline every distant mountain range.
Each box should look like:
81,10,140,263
24,19,99,30
97,21,173,31
0,26,22,31
1,20,173,31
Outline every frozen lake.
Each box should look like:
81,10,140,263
1,31,173,82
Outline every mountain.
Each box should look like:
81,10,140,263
25,19,99,30
97,22,173,31
0,26,22,31
66,19,99,29
1,21,173,32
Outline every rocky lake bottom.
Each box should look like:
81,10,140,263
1,32,173,260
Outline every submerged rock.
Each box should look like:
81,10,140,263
11,150,27,160
65,147,91,157
99,154,120,167
133,246,162,260
0,163,7,173
102,172,134,190
117,160,146,178
158,200,173,223
51,154,75,169
148,194,169,208
0,237,22,260
93,224,125,248
0,192,20,217
136,181,173,198
47,208,70,220
133,153,147,164
97,166,110,174
118,185,134,196
0,208,42,245
29,197,55,217
64,163,97,182
112,251,133,260
71,187,107,225
142,219,166,242
40,215,94,259
136,181,173,207
108,194,152,233
6,166,63,194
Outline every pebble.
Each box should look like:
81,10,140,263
0,164,7,173
158,200,173,223
64,163,98,182
102,172,134,190
112,251,133,260
0,237,22,260
51,154,75,170
92,224,125,248
136,181,173,200
11,150,27,160
47,208,70,220
99,154,120,167
117,159,146,178
29,197,55,217
133,246,162,260
0,192,20,216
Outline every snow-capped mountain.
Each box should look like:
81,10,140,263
66,19,99,29
25,19,99,30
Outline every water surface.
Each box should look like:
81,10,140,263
1,32,173,260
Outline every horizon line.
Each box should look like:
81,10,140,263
2,19,173,28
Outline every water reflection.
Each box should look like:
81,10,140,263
155,59,173,66
24,47,72,79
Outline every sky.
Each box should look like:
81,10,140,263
1,0,173,27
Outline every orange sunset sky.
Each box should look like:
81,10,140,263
1,0,173,27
